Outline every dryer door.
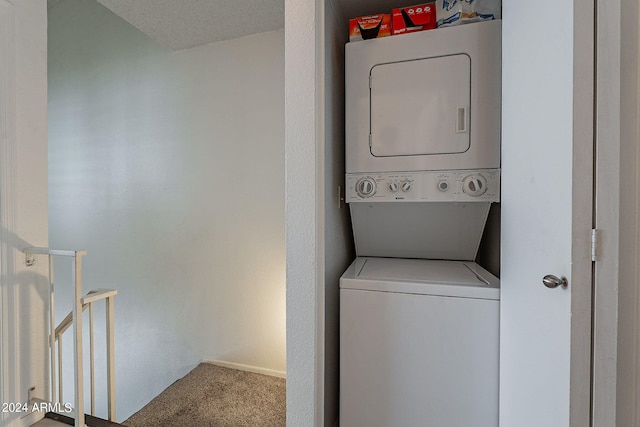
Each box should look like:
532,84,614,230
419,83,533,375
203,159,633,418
370,54,471,157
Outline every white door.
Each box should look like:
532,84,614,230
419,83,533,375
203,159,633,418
500,1,594,426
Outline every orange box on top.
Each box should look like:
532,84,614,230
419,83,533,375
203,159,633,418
392,3,436,36
349,14,391,41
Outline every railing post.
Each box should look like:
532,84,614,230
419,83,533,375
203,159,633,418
89,302,95,416
49,254,57,404
58,334,63,404
106,295,116,422
72,252,86,427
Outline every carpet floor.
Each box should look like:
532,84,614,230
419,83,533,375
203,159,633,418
124,363,285,427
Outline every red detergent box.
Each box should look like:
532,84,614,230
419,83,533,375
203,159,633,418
349,14,391,41
392,3,436,35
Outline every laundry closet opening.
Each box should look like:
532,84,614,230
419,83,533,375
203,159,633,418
319,0,501,424
47,0,285,422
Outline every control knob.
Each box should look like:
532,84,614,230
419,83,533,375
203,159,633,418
462,174,488,197
388,181,399,193
355,177,377,198
400,180,412,192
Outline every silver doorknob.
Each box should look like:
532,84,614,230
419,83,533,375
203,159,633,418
542,275,568,289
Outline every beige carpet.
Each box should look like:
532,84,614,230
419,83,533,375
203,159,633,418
124,363,285,427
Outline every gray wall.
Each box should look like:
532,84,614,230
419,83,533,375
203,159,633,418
322,1,354,425
48,0,284,421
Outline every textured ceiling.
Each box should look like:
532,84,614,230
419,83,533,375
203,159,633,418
94,0,284,50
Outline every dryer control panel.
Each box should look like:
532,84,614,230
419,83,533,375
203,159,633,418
346,169,500,203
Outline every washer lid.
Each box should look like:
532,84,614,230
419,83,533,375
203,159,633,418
341,257,500,300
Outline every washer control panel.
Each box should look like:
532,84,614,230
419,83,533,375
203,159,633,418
346,169,500,202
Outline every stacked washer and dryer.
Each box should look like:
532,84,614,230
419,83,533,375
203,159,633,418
340,21,502,426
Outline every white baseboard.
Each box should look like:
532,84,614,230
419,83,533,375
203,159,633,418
202,359,286,379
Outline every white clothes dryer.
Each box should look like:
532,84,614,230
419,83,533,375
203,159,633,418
340,257,499,427
344,21,502,261
345,20,501,174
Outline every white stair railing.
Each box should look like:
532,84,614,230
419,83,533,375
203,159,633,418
23,248,117,427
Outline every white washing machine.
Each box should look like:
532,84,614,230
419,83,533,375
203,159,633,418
340,257,499,427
